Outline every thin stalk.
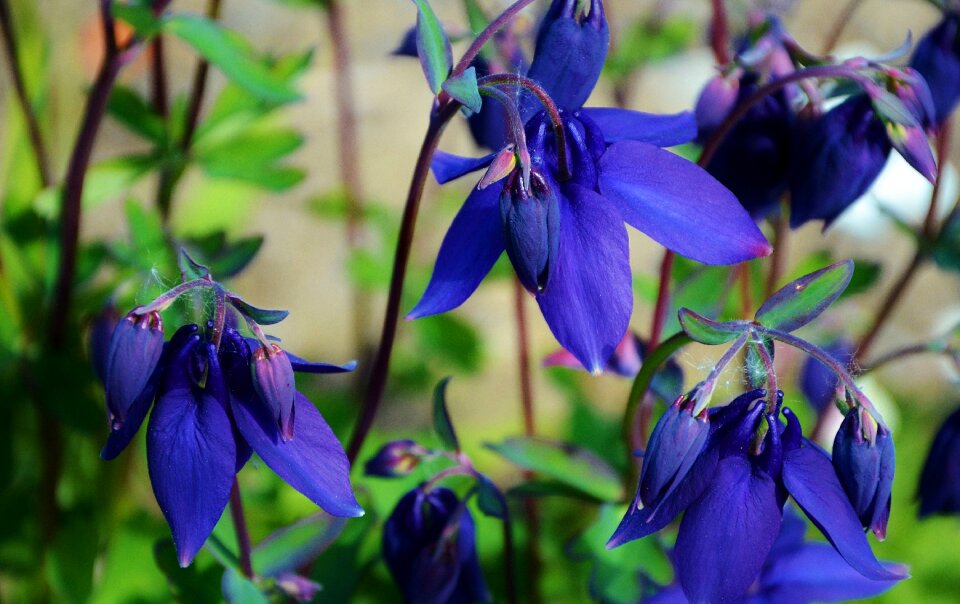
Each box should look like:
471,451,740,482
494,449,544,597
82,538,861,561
451,0,538,78
648,251,674,348
821,0,864,55
0,0,51,185
752,339,778,413
765,206,788,299
862,340,950,373
229,479,255,579
737,263,752,318
708,0,731,65
345,101,460,464
502,517,518,604
513,279,535,435
924,122,951,239
150,36,169,118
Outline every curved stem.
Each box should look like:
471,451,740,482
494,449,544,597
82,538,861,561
478,85,531,186
853,250,923,365
451,0,538,78
691,332,749,415
862,340,950,373
229,479,254,579
345,101,461,464
135,278,216,313
622,332,692,490
821,0,864,54
648,251,674,348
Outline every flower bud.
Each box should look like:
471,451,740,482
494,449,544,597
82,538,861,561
639,396,710,507
105,310,164,428
365,440,427,477
526,0,609,114
252,344,297,442
275,573,322,602
910,12,960,124
790,95,891,228
695,73,740,136
500,169,561,293
383,487,489,603
832,407,895,539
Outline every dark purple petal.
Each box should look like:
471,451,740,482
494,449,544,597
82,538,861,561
761,541,903,603
782,444,907,581
888,123,937,182
231,391,362,518
500,170,561,293
910,13,960,124
535,184,631,373
409,185,504,319
431,150,495,184
101,379,156,461
147,344,236,567
674,456,782,604
917,406,960,517
598,140,772,264
252,344,297,441
579,108,696,147
105,311,164,426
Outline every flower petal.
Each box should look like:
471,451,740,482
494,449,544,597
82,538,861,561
232,391,363,518
147,344,236,567
674,456,783,604
579,108,697,147
536,184,631,373
101,380,156,461
782,443,907,580
599,141,771,264
762,541,903,603
408,185,504,319
431,150,495,184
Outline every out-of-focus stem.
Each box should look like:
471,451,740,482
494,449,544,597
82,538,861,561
648,251,675,349
229,479,254,578
709,0,731,65
451,0,537,78
765,206,788,299
150,36,169,118
821,0,864,55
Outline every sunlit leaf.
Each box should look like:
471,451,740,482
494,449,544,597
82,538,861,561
411,0,452,93
754,260,853,333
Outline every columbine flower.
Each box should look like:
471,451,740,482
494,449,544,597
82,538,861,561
101,320,362,566
411,1,769,373
383,486,489,603
648,509,903,604
832,406,896,539
917,406,960,517
609,390,906,603
910,11,960,124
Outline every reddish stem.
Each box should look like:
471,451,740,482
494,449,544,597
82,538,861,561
708,0,731,65
229,479,254,578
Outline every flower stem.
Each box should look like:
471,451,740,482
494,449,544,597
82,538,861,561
150,36,169,118
502,517,519,604
451,0,538,78
708,0,731,65
821,0,864,54
513,278,535,436
648,251,675,349
622,332,692,490
345,101,461,464
229,478,255,579
0,0,52,186
862,340,950,373
765,204,789,299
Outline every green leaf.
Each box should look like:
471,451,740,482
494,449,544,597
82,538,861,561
475,474,507,519
933,210,960,273
677,308,746,345
432,377,460,452
165,14,302,103
178,248,211,282
442,66,482,113
411,0,452,93
184,233,264,279
415,313,482,372
486,437,623,502
34,155,158,217
253,513,347,577
605,17,696,79
754,260,853,332
107,86,167,143
222,568,269,604
154,539,223,601
113,2,163,38
46,506,99,604
195,128,305,191
841,259,882,299
462,0,488,34
569,505,673,603
227,295,289,325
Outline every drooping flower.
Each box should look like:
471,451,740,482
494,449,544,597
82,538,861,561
383,486,489,603
833,406,895,539
917,406,960,518
910,11,960,124
609,390,906,603
648,508,903,604
101,319,363,567
412,1,770,373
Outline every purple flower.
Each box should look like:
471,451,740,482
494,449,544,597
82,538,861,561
364,439,428,478
833,407,895,539
798,339,853,414
101,323,362,566
910,11,960,124
104,310,164,428
917,406,960,518
609,391,906,603
648,509,903,604
383,486,489,604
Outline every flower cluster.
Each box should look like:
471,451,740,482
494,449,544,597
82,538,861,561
97,261,362,566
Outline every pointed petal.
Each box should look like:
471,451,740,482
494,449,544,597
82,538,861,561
674,457,782,604
101,380,156,460
147,347,236,567
579,108,697,147
599,141,771,264
783,444,907,580
431,150,495,184
408,185,504,318
232,391,363,518
536,185,631,373
762,542,903,603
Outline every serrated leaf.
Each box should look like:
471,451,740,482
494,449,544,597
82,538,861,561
412,0,452,93
486,437,622,502
754,260,853,333
677,308,746,345
432,377,460,451
475,474,507,519
178,248,212,281
165,14,301,103
253,513,347,577
228,295,289,325
442,66,482,113
108,86,167,143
